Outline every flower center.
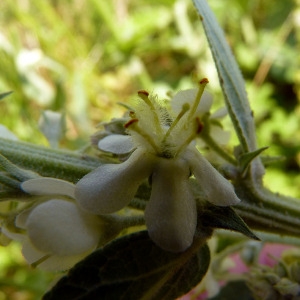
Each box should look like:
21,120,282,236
125,79,209,158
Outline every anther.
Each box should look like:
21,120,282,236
124,118,139,128
189,78,209,118
129,111,136,118
196,117,204,134
199,78,209,84
138,90,149,98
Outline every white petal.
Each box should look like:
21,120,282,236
145,157,197,253
210,126,231,145
16,209,32,229
197,91,213,114
26,199,101,256
211,107,227,119
21,178,75,198
0,125,18,140
75,149,155,214
1,226,27,242
98,134,134,155
171,89,213,116
38,110,64,148
21,239,90,271
22,239,46,264
171,89,198,114
37,252,91,271
187,149,240,206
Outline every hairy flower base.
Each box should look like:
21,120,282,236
75,147,240,252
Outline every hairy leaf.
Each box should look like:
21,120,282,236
43,231,211,300
238,147,269,176
192,0,265,181
192,0,256,153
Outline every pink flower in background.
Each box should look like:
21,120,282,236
179,243,292,300
230,243,292,274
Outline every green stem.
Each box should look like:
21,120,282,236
234,178,300,239
0,138,105,183
1,138,300,245
200,134,237,165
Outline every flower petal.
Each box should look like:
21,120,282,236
198,91,213,114
187,149,240,206
75,149,155,214
21,178,75,198
22,240,90,271
16,209,32,229
38,110,64,148
145,157,197,253
98,134,135,155
1,226,27,242
0,124,18,140
26,199,101,256
22,239,46,264
171,89,213,116
210,126,231,145
37,252,91,271
211,107,227,119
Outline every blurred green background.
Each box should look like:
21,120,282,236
0,0,299,298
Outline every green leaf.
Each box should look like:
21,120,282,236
192,0,257,154
192,0,267,182
238,147,269,176
43,231,211,300
198,203,260,241
0,91,13,100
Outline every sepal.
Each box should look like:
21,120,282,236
197,202,259,241
237,146,269,176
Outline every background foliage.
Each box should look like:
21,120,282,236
0,0,299,298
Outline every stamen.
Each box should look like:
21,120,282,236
129,110,136,118
188,78,209,118
195,117,204,134
124,118,139,128
163,103,190,142
137,90,155,111
138,90,149,97
124,118,160,153
174,117,204,157
31,254,51,268
137,90,163,136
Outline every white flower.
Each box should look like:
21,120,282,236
75,79,240,253
38,110,65,148
172,88,230,146
2,178,103,271
0,124,18,140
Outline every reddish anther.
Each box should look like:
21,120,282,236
138,90,149,97
196,117,204,134
124,118,139,128
199,78,209,84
